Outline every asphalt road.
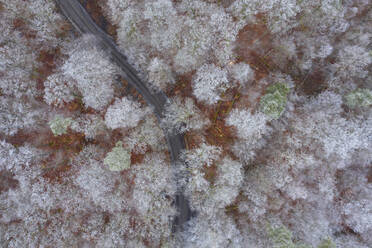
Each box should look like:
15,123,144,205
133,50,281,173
55,0,192,232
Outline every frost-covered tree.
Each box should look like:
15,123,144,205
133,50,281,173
1,0,371,247
130,153,176,245
182,152,243,217
0,142,93,247
229,0,351,35
235,88,371,247
62,36,117,111
229,62,255,86
1,0,66,45
161,97,209,133
103,0,132,25
343,200,372,239
104,0,243,74
147,57,175,91
338,166,372,244
74,145,130,212
290,91,371,168
0,97,43,136
228,0,301,33
238,162,292,222
212,157,243,209
226,109,270,163
104,97,149,130
43,73,75,107
143,0,181,52
0,36,38,99
193,64,229,105
0,141,42,174
70,114,107,140
182,143,221,168
124,116,167,154
226,109,269,140
180,212,243,248
177,144,222,212
333,45,371,79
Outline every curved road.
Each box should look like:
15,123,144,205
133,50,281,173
55,0,192,232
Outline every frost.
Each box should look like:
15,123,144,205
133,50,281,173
229,62,255,86
143,0,181,51
43,73,74,107
48,116,72,136
62,36,117,110
104,0,132,24
70,114,107,139
239,163,292,221
173,48,198,74
291,91,371,167
285,183,308,200
334,45,371,79
124,116,166,154
112,0,242,74
226,109,268,140
0,97,42,136
304,0,348,35
181,213,243,248
103,142,131,172
193,64,229,105
147,58,175,90
230,0,350,35
73,145,130,212
0,141,41,173
104,97,149,130
343,199,372,235
226,109,270,163
116,7,145,52
131,153,176,245
95,213,130,247
1,0,372,246
291,35,334,70
161,97,209,133
0,36,37,98
182,144,221,168
229,0,301,33
1,0,65,44
213,157,243,208
183,154,243,216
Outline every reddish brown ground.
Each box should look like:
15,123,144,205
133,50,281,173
2,1,283,197
0,170,19,194
12,18,37,40
33,48,62,100
1,3,122,184
79,0,118,38
38,130,86,183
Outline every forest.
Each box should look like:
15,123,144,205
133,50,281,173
0,0,371,247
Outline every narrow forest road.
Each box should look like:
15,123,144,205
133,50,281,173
55,0,192,232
